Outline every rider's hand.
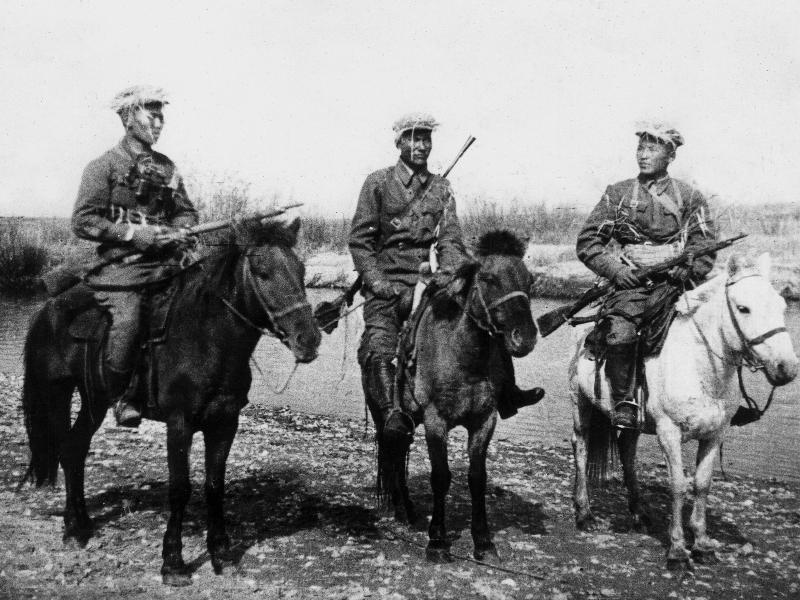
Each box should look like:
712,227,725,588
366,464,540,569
612,266,640,289
668,265,691,283
130,226,161,252
370,279,401,300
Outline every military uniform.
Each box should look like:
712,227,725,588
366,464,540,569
350,159,465,364
72,86,198,426
576,124,716,428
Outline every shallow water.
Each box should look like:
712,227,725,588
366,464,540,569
2,291,799,481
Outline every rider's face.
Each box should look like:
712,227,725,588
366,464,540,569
128,103,164,146
636,137,674,177
398,130,432,169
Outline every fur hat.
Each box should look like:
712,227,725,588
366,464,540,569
392,112,439,143
110,85,169,115
635,122,684,149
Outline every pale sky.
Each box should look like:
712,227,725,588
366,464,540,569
1,0,798,218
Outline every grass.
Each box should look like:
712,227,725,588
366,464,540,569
3,196,800,297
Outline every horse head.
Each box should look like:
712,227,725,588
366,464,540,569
439,230,537,357
719,253,798,386
233,216,321,363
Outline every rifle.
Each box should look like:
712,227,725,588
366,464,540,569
41,203,304,296
535,233,748,338
314,136,477,334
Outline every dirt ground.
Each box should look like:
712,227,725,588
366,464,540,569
1,373,798,600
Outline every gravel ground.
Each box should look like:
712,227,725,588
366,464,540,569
1,373,799,599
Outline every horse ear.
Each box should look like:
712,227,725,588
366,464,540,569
756,252,772,279
727,253,748,277
287,217,301,236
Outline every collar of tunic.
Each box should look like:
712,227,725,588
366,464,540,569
395,159,430,187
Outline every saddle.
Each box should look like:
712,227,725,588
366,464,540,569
53,280,181,418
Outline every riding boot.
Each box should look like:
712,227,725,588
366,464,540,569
365,358,414,448
107,366,142,428
494,349,545,419
496,386,546,419
605,343,638,430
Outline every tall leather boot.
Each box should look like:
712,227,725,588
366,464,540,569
605,343,638,430
494,349,545,419
365,358,414,448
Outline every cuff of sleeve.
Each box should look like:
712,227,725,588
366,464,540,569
108,223,135,242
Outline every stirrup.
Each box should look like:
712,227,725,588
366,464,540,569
114,400,141,428
611,400,639,430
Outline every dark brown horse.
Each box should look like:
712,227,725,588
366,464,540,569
388,230,538,562
21,217,320,586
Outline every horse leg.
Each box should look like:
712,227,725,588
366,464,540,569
468,413,498,561
61,390,105,547
617,429,650,532
161,414,194,587
690,437,721,564
656,420,691,570
425,412,452,563
203,411,239,574
571,390,595,530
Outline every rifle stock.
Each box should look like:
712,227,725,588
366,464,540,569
535,233,748,337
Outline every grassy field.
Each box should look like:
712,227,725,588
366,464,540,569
2,200,800,296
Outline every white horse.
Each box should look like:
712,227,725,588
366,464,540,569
569,253,798,569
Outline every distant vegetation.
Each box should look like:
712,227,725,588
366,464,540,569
2,189,800,296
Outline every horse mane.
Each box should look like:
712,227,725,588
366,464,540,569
429,229,526,318
675,270,726,317
475,229,526,258
186,218,300,314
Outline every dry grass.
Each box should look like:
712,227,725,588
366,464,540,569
2,195,799,297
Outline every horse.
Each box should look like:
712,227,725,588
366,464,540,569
21,217,321,586
569,252,798,569
385,230,538,562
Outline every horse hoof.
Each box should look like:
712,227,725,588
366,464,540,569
62,527,92,548
474,543,499,563
630,513,652,534
691,548,719,565
162,571,193,587
666,556,693,572
575,512,596,531
161,562,192,587
426,544,453,564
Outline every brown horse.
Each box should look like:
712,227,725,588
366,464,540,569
21,217,320,586
388,230,539,562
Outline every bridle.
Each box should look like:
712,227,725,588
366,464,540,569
723,274,787,371
690,272,786,421
222,252,311,342
466,280,529,337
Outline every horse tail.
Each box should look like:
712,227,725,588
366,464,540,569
21,305,69,487
586,403,618,485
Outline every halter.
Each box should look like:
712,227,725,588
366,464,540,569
222,252,311,342
467,281,529,337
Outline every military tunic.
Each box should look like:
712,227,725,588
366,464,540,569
349,160,466,362
576,174,716,346
71,137,198,372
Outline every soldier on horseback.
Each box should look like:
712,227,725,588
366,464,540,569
576,123,717,429
349,112,544,449
71,85,198,427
